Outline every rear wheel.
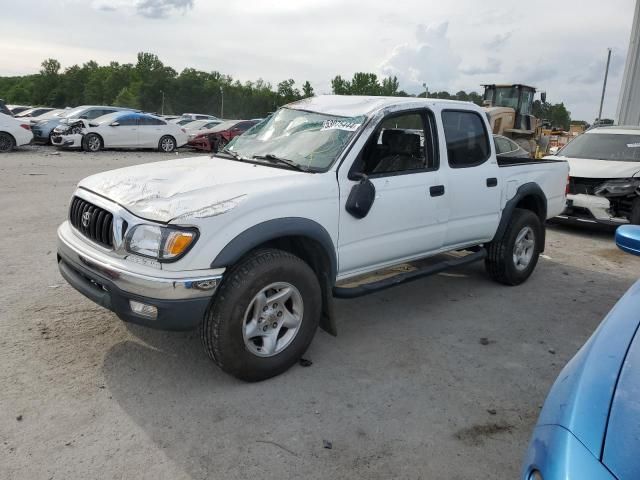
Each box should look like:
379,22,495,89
0,132,15,153
485,208,542,285
158,135,176,153
83,133,102,152
201,249,321,382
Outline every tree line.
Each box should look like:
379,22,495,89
0,52,571,128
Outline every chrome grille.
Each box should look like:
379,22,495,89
69,196,114,248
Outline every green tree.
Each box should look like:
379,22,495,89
302,80,314,98
113,87,139,109
533,100,571,130
331,75,350,95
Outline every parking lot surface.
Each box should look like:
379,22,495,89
2,146,639,479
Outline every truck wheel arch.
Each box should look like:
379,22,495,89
493,182,547,250
210,218,338,336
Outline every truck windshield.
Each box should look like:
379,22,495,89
492,87,519,109
225,108,365,171
558,133,640,162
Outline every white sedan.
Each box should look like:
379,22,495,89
51,112,188,152
0,112,34,152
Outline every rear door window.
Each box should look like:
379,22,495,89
442,110,490,167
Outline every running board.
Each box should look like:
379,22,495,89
332,249,487,299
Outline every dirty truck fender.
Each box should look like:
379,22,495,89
210,217,339,336
492,182,548,249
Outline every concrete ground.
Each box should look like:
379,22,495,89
1,145,639,479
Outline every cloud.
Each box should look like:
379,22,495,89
461,57,501,75
379,22,461,92
91,0,194,18
136,0,194,18
483,32,512,50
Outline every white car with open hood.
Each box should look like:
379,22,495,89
57,95,569,381
548,126,640,225
51,111,188,152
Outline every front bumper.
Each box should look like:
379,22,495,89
57,221,224,330
51,133,82,149
187,136,212,151
556,194,629,226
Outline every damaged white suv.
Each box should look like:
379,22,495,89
57,95,569,381
551,126,640,225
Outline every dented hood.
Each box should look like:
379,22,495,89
547,155,640,179
79,156,303,223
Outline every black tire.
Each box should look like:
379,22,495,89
158,135,176,153
0,132,15,153
485,208,542,285
629,197,640,225
83,133,103,152
201,249,321,382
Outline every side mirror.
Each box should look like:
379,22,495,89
79,114,88,119
110,121,120,127
540,91,547,104
345,174,376,219
616,225,640,256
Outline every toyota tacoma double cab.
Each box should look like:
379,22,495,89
57,95,569,381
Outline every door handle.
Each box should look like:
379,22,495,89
429,185,445,197
486,177,498,187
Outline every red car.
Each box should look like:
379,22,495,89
188,119,258,152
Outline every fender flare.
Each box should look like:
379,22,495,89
211,217,338,281
493,182,548,246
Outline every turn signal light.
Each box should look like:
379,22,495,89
20,124,31,130
164,231,196,257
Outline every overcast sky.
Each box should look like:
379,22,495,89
2,0,636,120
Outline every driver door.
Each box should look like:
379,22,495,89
337,109,447,278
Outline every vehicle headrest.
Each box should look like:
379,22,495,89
387,131,420,156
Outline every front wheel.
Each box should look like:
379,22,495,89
485,208,542,285
201,249,321,382
158,135,176,153
83,133,102,152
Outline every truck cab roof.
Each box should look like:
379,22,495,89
285,95,475,118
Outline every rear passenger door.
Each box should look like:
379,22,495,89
137,116,166,147
440,109,501,247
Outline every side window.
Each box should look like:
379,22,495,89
117,115,138,126
356,111,437,176
236,121,254,132
87,109,106,119
139,116,165,126
494,136,510,155
442,110,490,168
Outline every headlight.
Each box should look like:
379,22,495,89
594,178,640,197
125,225,198,261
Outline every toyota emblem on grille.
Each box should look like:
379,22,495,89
82,211,91,228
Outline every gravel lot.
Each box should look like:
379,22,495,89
2,145,639,480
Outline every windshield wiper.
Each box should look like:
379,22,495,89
215,147,245,161
252,154,311,172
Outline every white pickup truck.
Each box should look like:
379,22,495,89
57,95,569,381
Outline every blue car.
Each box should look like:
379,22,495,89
522,225,640,479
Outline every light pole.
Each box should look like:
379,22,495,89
597,48,612,124
422,82,428,98
160,90,165,116
220,86,224,118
